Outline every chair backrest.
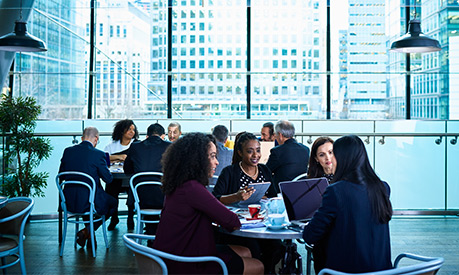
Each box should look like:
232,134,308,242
56,171,96,214
318,253,444,275
123,233,228,275
0,197,34,236
129,172,163,206
292,172,309,181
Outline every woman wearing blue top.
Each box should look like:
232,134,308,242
303,135,393,273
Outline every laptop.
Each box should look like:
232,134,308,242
279,177,328,229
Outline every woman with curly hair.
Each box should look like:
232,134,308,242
104,119,139,230
104,119,139,162
307,136,335,183
153,132,263,274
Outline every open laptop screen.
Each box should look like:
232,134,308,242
279,177,328,222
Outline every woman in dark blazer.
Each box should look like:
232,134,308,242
303,135,393,273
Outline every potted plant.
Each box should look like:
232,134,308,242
0,94,53,197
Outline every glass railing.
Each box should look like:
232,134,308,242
2,119,458,215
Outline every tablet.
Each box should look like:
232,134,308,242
237,182,271,207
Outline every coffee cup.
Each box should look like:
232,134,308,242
268,214,285,225
248,204,261,219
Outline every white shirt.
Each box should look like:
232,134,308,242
104,139,133,154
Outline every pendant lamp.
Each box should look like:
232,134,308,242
390,19,441,53
0,0,47,52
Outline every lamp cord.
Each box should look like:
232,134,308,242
19,0,23,21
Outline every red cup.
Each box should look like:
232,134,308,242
248,204,261,219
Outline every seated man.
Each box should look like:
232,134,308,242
212,125,233,177
59,126,117,248
266,120,310,193
124,123,171,235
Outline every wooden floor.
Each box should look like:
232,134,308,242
3,216,459,274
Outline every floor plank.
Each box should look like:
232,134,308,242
2,216,458,274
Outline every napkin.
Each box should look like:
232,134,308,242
240,222,266,229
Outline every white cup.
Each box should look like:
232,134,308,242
268,213,285,225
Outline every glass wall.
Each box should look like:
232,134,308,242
2,0,458,120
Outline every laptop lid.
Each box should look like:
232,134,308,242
279,177,328,222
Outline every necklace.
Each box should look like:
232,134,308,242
239,161,258,178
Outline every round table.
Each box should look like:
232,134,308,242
230,224,303,240
0,196,8,209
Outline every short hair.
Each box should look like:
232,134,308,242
168,122,181,132
212,125,229,143
147,123,165,136
232,131,258,165
83,127,99,139
161,132,213,195
274,120,295,138
262,122,274,137
111,119,139,141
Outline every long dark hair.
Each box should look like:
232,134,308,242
307,136,334,179
231,132,258,165
111,119,139,141
161,132,213,195
333,135,392,223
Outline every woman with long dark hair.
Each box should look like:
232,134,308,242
153,132,263,274
307,136,335,182
303,135,392,273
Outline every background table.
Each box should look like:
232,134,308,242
0,196,8,209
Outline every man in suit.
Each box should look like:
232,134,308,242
59,126,117,248
124,123,171,235
212,125,233,177
266,120,310,193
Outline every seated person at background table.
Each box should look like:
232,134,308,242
153,132,264,275
212,132,281,273
123,123,171,235
260,122,279,146
167,121,181,142
104,119,139,231
59,126,117,249
104,119,139,163
213,132,277,206
212,125,233,177
266,120,310,193
307,136,335,183
303,135,392,273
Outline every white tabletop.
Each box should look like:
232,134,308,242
229,225,303,240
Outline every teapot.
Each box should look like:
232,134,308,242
266,197,285,215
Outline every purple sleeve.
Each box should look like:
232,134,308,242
187,182,241,231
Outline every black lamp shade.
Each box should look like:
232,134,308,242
390,19,441,53
0,21,47,52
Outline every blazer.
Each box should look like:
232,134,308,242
266,138,310,193
59,141,114,215
302,180,392,273
123,136,171,209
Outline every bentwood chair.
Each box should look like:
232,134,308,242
292,172,309,181
318,253,444,275
123,233,228,275
0,197,34,274
56,171,109,257
130,172,163,236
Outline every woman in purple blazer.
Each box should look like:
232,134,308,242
303,135,393,273
153,133,264,274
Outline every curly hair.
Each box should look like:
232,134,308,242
161,132,214,195
307,137,334,179
111,119,139,141
231,132,258,165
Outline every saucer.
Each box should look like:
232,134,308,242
246,215,264,221
265,222,288,230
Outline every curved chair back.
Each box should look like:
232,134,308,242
123,233,228,275
0,197,35,274
318,253,444,275
292,172,309,181
56,171,97,215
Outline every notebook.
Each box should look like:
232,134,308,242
237,181,271,207
279,177,328,228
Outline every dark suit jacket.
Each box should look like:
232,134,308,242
124,136,171,209
266,138,310,193
59,141,115,216
302,180,392,273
